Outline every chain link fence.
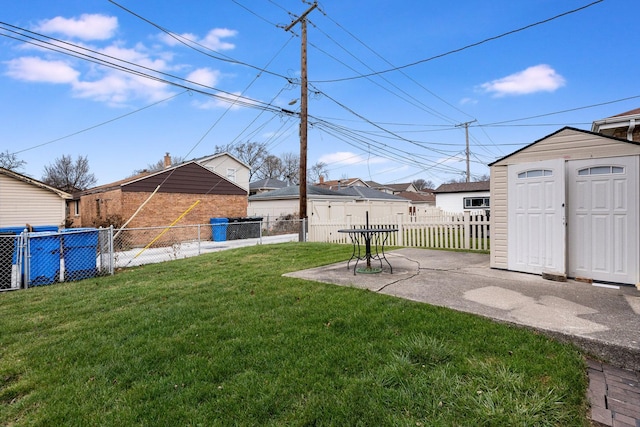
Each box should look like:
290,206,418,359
113,219,302,268
0,228,112,291
1,219,303,291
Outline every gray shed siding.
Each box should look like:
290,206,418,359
489,127,640,270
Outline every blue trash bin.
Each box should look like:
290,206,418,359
28,232,61,286
210,218,228,242
62,228,98,281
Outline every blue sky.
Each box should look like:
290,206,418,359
1,0,638,187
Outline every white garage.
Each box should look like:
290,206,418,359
489,127,640,286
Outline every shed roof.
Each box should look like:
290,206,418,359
488,126,639,166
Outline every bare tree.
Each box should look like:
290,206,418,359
256,155,285,180
42,154,97,192
131,155,185,175
308,161,329,184
281,152,299,185
0,150,26,172
447,173,490,184
215,142,268,181
412,178,435,191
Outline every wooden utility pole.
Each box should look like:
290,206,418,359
284,2,317,240
456,120,477,182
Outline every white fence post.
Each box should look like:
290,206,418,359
396,212,404,246
463,210,470,250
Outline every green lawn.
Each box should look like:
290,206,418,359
1,243,588,426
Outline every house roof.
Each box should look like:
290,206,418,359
189,151,251,169
611,107,640,118
489,126,639,166
78,161,246,196
396,191,435,203
591,109,640,139
385,183,416,193
249,185,346,200
433,181,490,194
0,168,72,199
249,178,288,191
315,177,369,190
335,186,407,200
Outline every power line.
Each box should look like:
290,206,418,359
310,0,604,83
0,22,285,114
481,94,640,126
12,91,190,155
108,0,291,82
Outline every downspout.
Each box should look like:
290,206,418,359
627,118,636,141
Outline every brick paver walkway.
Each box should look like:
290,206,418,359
588,359,640,426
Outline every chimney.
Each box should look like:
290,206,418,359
164,152,171,169
319,175,324,184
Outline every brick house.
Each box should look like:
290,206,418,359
67,161,247,230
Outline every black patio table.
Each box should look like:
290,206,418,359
337,226,398,275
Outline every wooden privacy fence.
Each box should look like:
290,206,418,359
308,210,490,251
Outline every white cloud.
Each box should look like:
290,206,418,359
480,64,565,97
5,57,79,83
36,14,118,41
319,151,386,166
161,28,237,51
4,14,236,107
72,73,173,106
186,68,221,87
201,28,237,50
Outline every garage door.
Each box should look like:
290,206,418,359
507,159,566,275
567,156,638,284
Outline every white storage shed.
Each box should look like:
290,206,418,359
489,127,639,286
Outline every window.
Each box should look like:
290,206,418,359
517,169,552,179
74,200,80,216
226,168,237,182
463,197,490,209
578,166,624,176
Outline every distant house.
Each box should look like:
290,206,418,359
0,168,71,228
315,176,369,190
433,181,490,213
248,185,346,220
249,178,288,196
191,152,250,193
68,161,247,229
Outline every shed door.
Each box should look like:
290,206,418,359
567,157,638,284
508,159,566,275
